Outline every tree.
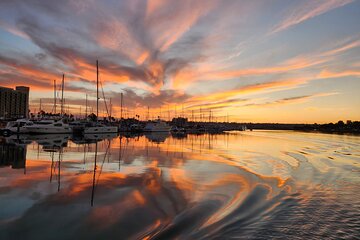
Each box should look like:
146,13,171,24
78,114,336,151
337,120,345,127
88,113,97,122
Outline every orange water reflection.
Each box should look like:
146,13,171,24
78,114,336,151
0,131,359,239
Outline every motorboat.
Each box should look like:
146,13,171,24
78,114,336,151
1,119,33,135
144,119,171,132
24,119,72,134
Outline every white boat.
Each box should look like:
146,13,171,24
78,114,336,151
24,119,72,134
144,119,171,132
83,122,118,134
2,119,33,135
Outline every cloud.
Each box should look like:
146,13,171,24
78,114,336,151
244,92,339,107
269,0,353,35
190,78,311,103
317,70,360,79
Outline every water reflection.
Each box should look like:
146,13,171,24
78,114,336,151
0,131,359,239
0,140,26,170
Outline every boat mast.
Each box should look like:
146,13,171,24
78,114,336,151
61,74,65,116
109,98,112,121
96,60,99,122
120,92,123,120
147,106,149,121
54,79,57,114
85,94,88,118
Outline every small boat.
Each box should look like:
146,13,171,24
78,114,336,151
83,122,118,134
1,119,33,135
24,119,72,134
144,119,171,132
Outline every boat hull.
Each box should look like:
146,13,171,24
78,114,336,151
25,127,72,134
143,128,171,132
83,126,118,134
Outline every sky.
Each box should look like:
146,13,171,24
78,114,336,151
0,0,359,123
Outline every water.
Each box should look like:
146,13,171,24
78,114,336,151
0,131,359,239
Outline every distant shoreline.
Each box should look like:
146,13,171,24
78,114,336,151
246,122,360,135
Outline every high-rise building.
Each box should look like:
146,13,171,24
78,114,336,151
0,86,30,119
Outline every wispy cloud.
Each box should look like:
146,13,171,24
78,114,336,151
269,0,353,35
245,92,339,107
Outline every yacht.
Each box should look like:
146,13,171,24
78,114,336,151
2,119,33,135
144,119,171,132
24,119,72,134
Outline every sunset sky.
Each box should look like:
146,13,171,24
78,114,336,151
0,0,359,123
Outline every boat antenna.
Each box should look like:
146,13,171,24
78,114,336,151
96,60,99,122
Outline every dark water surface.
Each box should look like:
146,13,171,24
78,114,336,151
0,131,359,239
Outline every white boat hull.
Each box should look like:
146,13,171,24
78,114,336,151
144,120,171,132
5,127,29,134
25,126,72,134
84,126,118,134
143,127,171,132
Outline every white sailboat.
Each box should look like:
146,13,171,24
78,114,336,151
84,60,118,134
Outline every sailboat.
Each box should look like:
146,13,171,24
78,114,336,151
84,60,118,134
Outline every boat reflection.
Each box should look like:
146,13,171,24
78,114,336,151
71,133,118,144
4,134,69,151
0,138,26,170
144,132,170,143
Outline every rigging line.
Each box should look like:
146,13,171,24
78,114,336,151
99,78,110,118
121,139,128,161
95,140,111,188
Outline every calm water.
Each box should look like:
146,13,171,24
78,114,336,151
0,131,359,239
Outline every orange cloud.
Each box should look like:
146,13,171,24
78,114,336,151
244,92,339,108
190,78,310,103
317,69,360,79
